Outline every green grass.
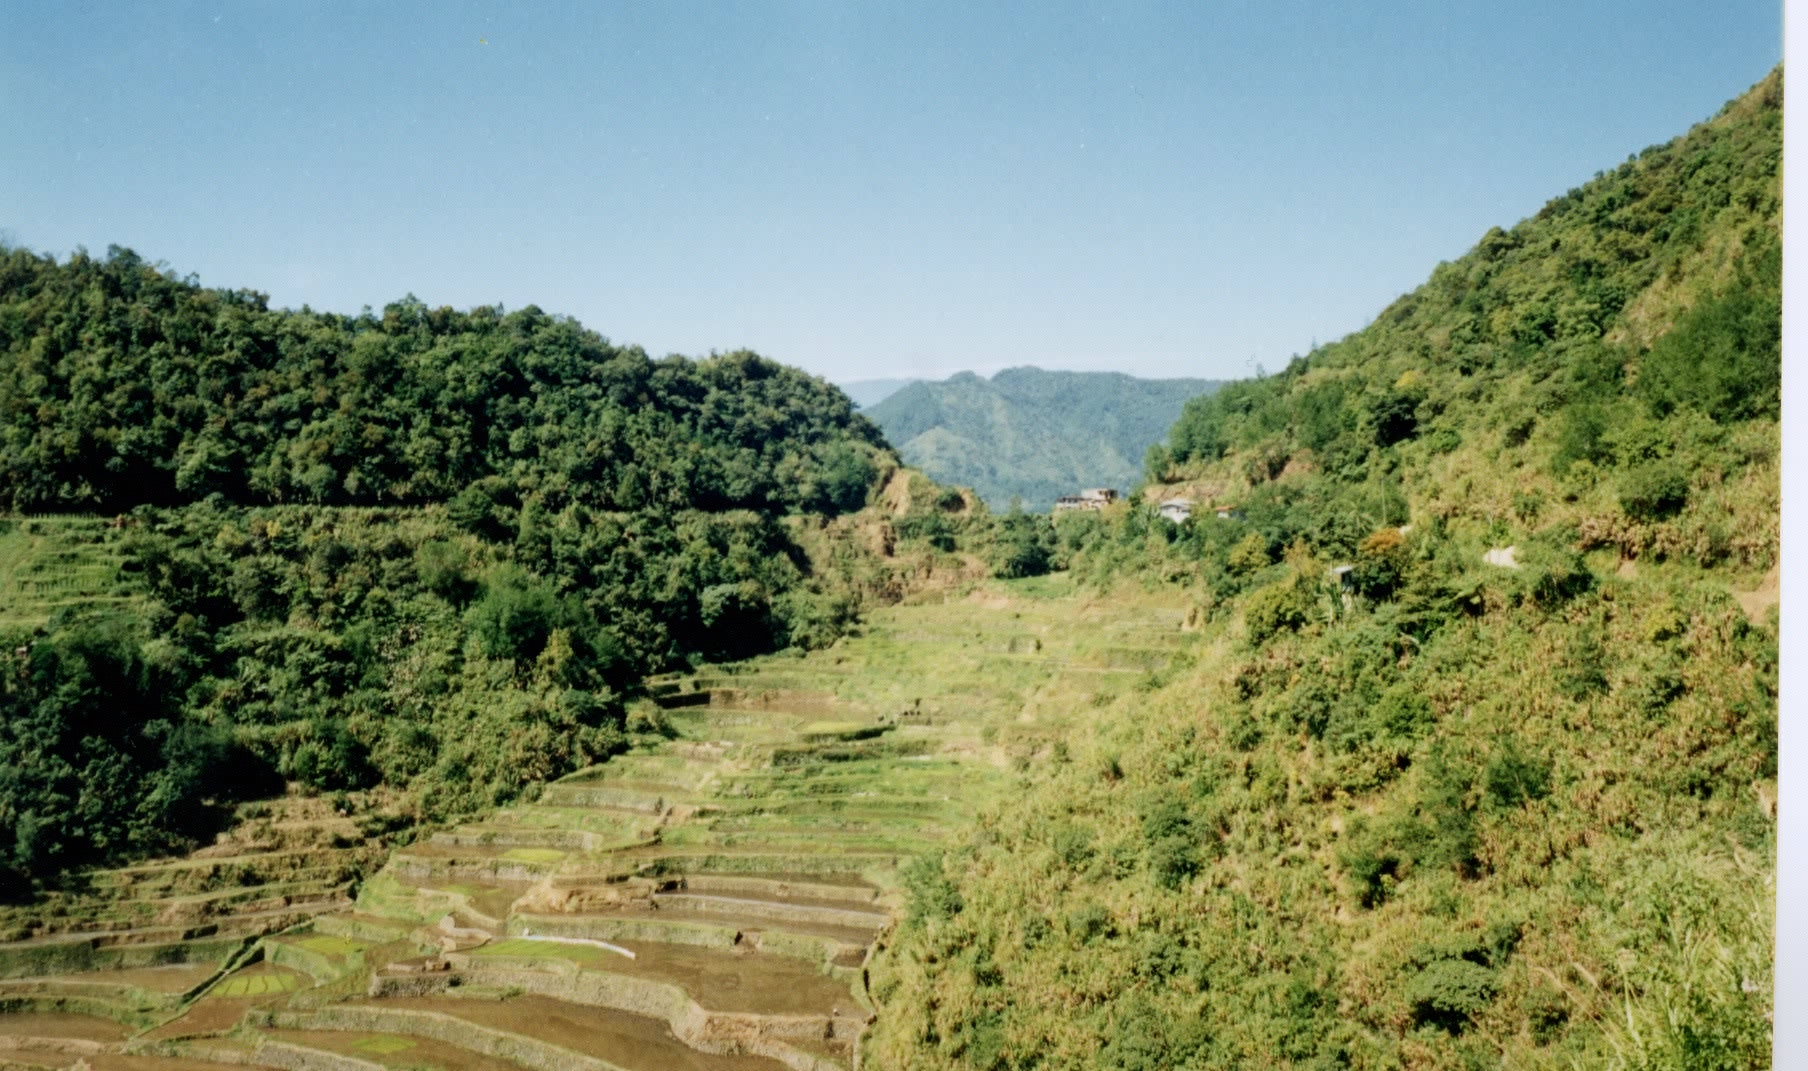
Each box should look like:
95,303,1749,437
498,848,566,864
0,517,134,628
213,971,302,997
293,934,365,958
350,1035,420,1055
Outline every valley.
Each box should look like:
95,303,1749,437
1,577,1192,1071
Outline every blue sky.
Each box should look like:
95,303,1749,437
0,1,1781,383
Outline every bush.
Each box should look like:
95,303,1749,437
989,510,1054,579
1482,740,1552,809
1227,532,1271,575
415,539,477,603
1245,577,1316,645
1142,801,1199,889
1406,957,1498,1033
467,567,561,661
813,443,879,513
1638,244,1781,422
1518,543,1594,608
1618,463,1690,521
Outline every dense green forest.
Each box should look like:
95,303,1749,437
0,254,895,889
867,70,1779,1069
866,367,1218,511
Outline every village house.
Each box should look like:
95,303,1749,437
1157,497,1194,522
1053,488,1119,513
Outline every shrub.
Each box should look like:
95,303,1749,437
1369,389,1421,446
1552,404,1612,474
1142,800,1199,889
989,510,1054,579
227,556,287,620
1245,577,1316,645
1518,543,1594,607
1227,532,1271,575
1557,628,1610,700
903,852,964,925
1338,820,1403,908
1406,957,1498,1033
1482,740,1552,809
415,539,477,603
1618,462,1690,521
467,567,561,662
813,443,879,513
1638,244,1781,421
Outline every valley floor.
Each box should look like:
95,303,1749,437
0,575,1193,1071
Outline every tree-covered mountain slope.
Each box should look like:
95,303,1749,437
866,69,1779,1070
865,367,1218,511
0,252,901,888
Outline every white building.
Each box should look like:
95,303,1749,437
1053,488,1119,513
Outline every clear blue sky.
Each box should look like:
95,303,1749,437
0,1,1780,383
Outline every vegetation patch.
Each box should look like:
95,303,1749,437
349,1034,418,1055
212,972,302,998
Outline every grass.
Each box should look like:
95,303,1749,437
213,972,303,997
0,517,135,629
350,1035,419,1055
292,935,365,958
497,849,566,864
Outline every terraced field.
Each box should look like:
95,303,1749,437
1,576,1192,1071
0,516,136,629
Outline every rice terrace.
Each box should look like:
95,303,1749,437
0,28,1785,1071
0,539,1192,1071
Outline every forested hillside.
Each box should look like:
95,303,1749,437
867,70,1780,1069
866,367,1217,510
0,255,894,888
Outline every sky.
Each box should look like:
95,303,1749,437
0,1,1781,384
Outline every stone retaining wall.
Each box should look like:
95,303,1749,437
652,893,888,930
260,1006,631,1071
509,913,739,950
254,1039,388,1071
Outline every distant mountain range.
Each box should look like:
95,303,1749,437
861,367,1219,511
